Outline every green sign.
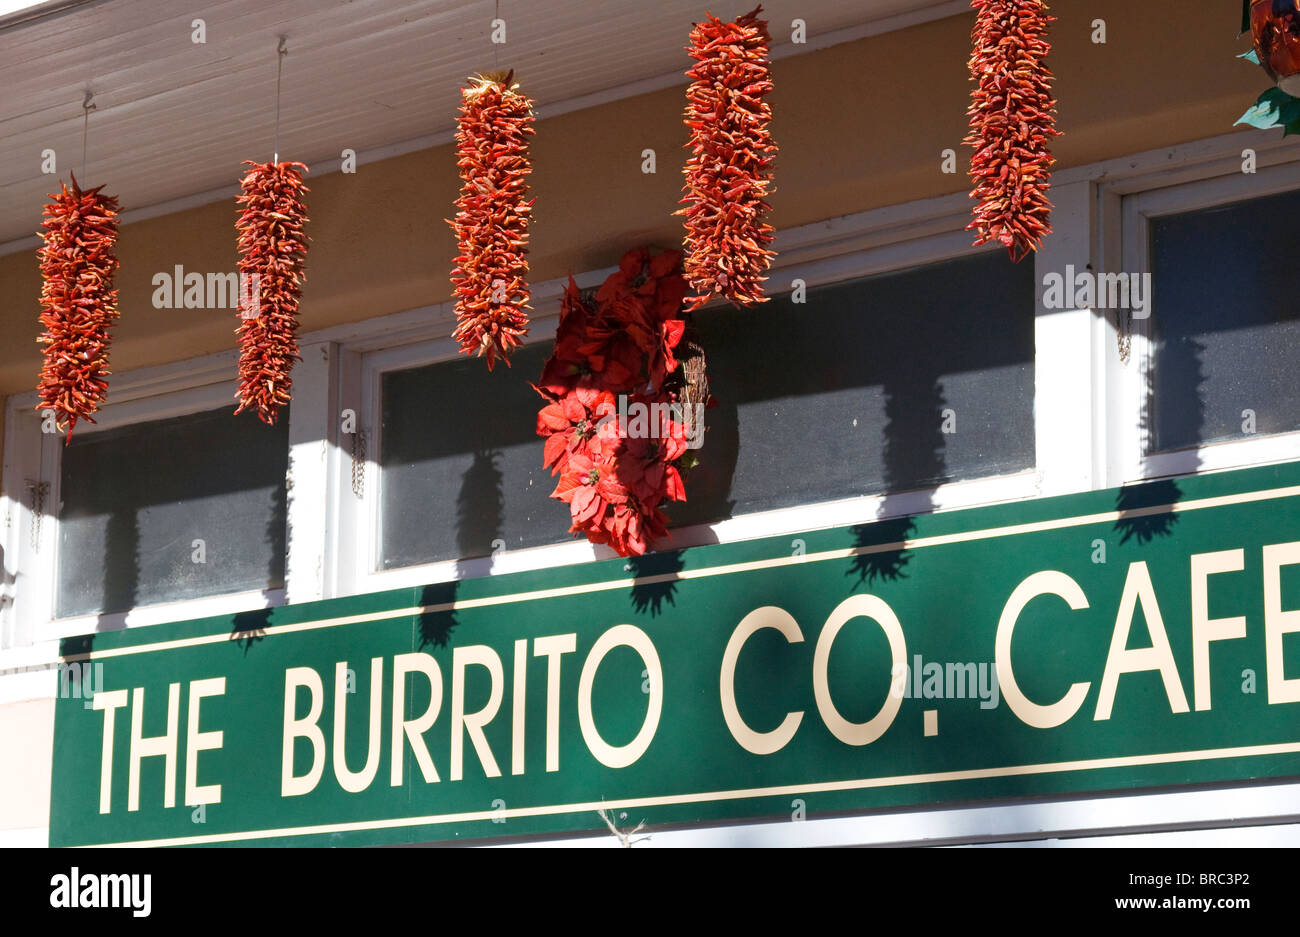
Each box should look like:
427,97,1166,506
50,461,1300,846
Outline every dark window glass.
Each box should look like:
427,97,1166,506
56,407,289,619
1149,189,1300,451
379,251,1036,569
670,250,1036,526
380,344,566,569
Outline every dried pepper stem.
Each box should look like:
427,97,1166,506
36,172,120,443
965,0,1061,262
448,70,535,369
678,5,777,312
234,159,310,425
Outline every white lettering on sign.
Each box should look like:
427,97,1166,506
281,667,326,797
334,658,384,793
1095,562,1189,721
720,606,805,755
578,625,663,769
80,540,1300,819
996,570,1092,729
184,677,225,807
1190,550,1247,711
1264,542,1300,704
390,652,443,785
812,595,907,746
451,645,504,781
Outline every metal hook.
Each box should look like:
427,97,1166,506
277,35,288,56
82,89,96,113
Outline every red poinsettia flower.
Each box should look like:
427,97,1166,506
535,247,697,558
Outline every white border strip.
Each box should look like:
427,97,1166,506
59,481,1300,664
77,739,1300,848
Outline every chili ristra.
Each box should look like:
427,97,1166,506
234,159,310,425
678,5,777,312
965,0,1060,262
36,172,121,443
448,70,535,370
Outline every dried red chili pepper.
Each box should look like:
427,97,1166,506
448,70,535,369
678,5,777,312
36,172,120,443
965,0,1061,262
234,159,310,425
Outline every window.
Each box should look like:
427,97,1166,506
1147,189,1300,451
669,250,1036,527
55,406,288,619
35,131,1300,652
379,343,564,569
356,244,1037,586
1117,156,1300,481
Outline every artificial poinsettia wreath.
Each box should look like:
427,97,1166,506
965,0,1060,262
36,173,121,442
534,247,706,558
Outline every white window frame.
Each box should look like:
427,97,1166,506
0,350,290,656
1088,128,1300,488
7,128,1299,666
325,202,1044,599
1114,160,1300,483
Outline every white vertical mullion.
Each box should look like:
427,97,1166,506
1096,186,1131,488
1116,196,1152,484
285,341,336,604
1033,180,1096,496
324,348,364,598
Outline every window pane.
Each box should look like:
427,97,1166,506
380,343,567,569
670,251,1037,526
1149,189,1300,451
378,251,1035,569
56,407,288,619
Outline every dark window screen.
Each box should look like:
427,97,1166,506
56,407,289,619
669,250,1036,526
380,344,566,569
379,251,1035,569
1149,188,1300,451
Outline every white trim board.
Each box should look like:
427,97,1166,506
485,780,1300,848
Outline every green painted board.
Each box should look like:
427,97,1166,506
49,461,1300,846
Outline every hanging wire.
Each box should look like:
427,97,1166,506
274,36,288,164
81,90,96,181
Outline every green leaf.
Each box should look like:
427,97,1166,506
1235,87,1300,130
1239,48,1261,66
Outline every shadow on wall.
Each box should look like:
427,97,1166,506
627,550,686,617
848,370,950,587
417,444,506,648
1112,325,1204,545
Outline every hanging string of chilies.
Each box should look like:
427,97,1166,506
448,68,536,370
234,37,311,425
965,0,1060,262
36,92,121,443
678,5,777,312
